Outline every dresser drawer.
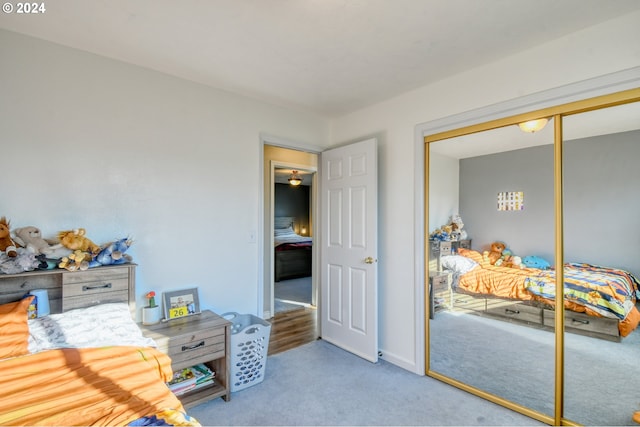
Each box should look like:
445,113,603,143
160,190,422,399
62,267,130,311
164,327,226,370
452,292,486,313
485,300,543,325
543,309,619,338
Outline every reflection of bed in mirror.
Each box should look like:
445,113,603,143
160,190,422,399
274,217,312,282
437,248,640,342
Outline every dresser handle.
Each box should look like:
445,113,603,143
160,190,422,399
82,283,112,291
505,308,520,315
571,318,589,325
182,341,205,352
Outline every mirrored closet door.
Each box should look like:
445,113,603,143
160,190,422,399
425,88,640,425
427,121,556,419
562,101,640,426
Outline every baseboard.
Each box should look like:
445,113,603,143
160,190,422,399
379,349,419,374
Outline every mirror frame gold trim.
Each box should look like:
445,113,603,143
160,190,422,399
424,87,640,426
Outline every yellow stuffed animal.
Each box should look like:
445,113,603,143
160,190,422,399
59,249,92,271
57,228,101,255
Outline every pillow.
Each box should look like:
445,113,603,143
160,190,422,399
440,255,479,275
28,303,156,353
0,296,34,359
458,248,485,264
274,226,295,236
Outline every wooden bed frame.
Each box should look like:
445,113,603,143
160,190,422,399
430,243,627,342
275,247,312,282
274,216,312,282
451,290,623,342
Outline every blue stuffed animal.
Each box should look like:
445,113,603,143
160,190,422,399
89,237,133,268
522,255,551,270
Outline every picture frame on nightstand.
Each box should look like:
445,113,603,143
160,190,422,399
163,287,201,320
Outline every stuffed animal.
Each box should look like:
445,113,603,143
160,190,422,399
449,214,468,241
12,226,62,256
88,237,133,268
0,217,18,258
522,255,551,270
429,227,450,241
59,250,92,271
487,241,506,265
57,228,101,254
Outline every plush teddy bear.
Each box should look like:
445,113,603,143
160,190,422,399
0,217,18,258
57,228,101,255
12,226,62,256
486,241,506,265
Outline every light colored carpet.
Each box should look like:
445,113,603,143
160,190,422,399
275,277,312,313
430,310,640,426
189,339,542,426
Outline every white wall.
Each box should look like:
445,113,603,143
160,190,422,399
330,11,640,373
2,9,639,375
0,29,331,319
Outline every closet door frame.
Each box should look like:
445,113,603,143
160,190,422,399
418,71,640,426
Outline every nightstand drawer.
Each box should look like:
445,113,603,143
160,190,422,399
430,274,451,291
164,326,226,370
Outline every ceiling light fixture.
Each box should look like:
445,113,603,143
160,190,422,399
518,118,549,133
288,170,302,186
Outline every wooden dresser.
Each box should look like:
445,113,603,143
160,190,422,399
0,264,136,315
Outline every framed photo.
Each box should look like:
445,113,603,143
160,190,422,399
163,288,200,320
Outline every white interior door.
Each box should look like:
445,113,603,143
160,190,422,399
320,138,378,362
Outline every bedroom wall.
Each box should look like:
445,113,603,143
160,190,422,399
0,29,331,319
459,144,555,261
274,184,310,234
460,131,640,274
563,130,640,277
459,129,640,278
330,11,640,373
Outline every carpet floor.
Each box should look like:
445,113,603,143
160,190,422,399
189,339,542,426
275,277,312,314
430,310,640,426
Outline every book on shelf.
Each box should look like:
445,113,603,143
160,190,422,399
167,363,215,396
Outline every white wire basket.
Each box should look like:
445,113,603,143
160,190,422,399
222,312,272,392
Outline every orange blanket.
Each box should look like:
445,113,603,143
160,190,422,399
0,346,186,426
457,251,640,337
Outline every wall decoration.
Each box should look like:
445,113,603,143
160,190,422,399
497,191,524,211
163,288,200,320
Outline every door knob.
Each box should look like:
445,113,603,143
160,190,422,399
364,257,377,264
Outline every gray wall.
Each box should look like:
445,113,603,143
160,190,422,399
274,183,310,233
459,130,640,277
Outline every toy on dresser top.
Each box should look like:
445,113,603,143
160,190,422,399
0,217,17,258
0,217,134,274
429,213,468,242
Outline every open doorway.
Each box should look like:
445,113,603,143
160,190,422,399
263,144,319,354
273,172,313,313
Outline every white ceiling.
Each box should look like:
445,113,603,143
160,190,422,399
1,0,639,118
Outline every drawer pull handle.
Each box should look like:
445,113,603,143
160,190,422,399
182,341,205,352
505,308,520,315
571,318,589,325
82,283,112,291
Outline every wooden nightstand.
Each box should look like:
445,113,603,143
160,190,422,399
139,310,231,408
429,271,453,319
